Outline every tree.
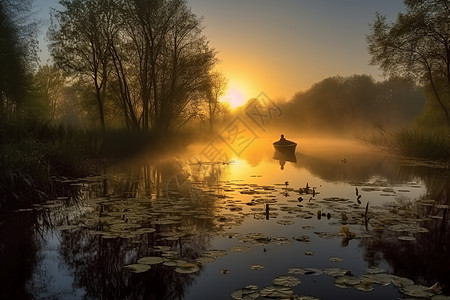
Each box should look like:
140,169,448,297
49,0,218,132
202,71,228,130
33,64,65,120
367,0,450,126
116,0,217,131
0,0,38,123
49,0,116,130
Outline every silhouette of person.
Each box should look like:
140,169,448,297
279,159,286,170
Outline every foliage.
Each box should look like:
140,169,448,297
0,0,38,123
49,0,219,132
365,126,450,160
367,0,450,126
32,64,66,120
278,75,425,135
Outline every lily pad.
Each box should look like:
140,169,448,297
123,263,151,273
400,284,434,298
329,256,343,262
276,220,294,225
250,264,264,270
175,262,200,274
334,275,361,286
137,256,164,265
231,285,259,300
260,285,293,298
273,275,301,287
230,246,251,253
323,268,350,277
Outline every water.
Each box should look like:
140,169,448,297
1,138,449,299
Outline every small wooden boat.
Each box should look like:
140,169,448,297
273,134,297,153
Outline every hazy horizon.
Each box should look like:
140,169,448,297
33,0,406,107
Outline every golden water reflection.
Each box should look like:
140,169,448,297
4,138,449,299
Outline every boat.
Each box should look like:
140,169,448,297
273,134,297,153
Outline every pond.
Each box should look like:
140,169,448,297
1,137,450,299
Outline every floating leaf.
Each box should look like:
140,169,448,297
123,263,151,273
163,260,178,267
260,285,293,298
365,267,385,274
329,257,343,262
400,284,434,298
175,262,200,274
230,246,251,253
273,275,301,287
250,264,264,270
355,282,374,292
398,236,416,241
360,273,393,286
323,268,350,277
231,285,259,300
293,235,310,243
276,220,294,225
334,275,361,286
137,256,164,265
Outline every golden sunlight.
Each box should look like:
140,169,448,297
221,84,248,109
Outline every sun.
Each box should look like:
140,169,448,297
221,86,247,109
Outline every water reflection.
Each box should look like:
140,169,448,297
2,140,450,298
360,165,450,294
54,159,232,299
273,150,297,170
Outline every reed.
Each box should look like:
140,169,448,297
365,127,450,161
0,120,193,211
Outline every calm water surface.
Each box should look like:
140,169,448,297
1,138,449,299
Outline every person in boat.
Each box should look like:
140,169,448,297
277,134,292,145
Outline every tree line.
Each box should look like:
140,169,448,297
277,75,426,134
0,0,38,125
47,0,227,131
1,0,227,132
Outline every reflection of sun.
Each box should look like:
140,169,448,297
221,86,247,109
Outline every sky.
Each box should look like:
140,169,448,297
33,0,406,107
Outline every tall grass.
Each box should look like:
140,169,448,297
365,127,450,161
0,120,195,211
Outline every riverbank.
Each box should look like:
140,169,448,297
363,127,450,163
0,121,197,212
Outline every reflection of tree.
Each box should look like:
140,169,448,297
298,152,403,183
0,182,81,298
359,165,450,294
56,158,229,298
59,229,210,299
0,213,38,299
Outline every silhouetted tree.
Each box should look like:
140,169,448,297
202,71,228,130
49,0,114,131
279,75,425,134
49,0,218,132
33,64,65,120
367,0,450,126
0,0,38,123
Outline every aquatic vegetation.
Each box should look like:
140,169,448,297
13,154,450,299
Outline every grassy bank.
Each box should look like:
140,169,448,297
0,120,195,211
366,127,450,161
